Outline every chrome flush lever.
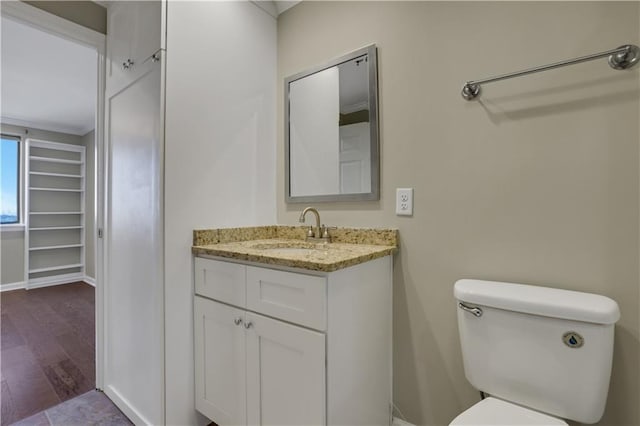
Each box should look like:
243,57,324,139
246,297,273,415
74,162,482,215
458,302,483,317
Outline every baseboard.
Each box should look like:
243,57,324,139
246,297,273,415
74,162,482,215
104,385,153,426
27,272,85,289
1,276,94,292
0,281,26,292
393,417,416,426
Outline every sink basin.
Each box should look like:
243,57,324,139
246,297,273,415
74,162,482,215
249,241,316,250
259,247,316,255
246,240,331,255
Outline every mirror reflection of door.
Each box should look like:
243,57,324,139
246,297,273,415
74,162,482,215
338,54,370,194
339,122,370,193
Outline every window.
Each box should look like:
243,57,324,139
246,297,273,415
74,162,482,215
1,135,21,225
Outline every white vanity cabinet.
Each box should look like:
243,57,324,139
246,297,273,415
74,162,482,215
194,297,325,425
194,255,392,426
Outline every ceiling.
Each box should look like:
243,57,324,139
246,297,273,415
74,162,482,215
274,1,300,15
1,16,97,136
253,1,301,17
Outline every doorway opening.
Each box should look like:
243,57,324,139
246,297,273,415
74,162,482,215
0,3,105,424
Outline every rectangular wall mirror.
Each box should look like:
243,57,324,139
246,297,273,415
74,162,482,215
285,44,379,203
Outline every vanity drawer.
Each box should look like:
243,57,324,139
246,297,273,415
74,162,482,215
195,257,246,307
246,266,327,331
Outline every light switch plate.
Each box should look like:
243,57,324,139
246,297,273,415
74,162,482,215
396,188,413,216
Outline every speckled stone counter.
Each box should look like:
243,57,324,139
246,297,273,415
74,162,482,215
192,226,398,272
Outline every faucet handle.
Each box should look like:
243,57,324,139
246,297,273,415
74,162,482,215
321,225,336,240
306,226,315,238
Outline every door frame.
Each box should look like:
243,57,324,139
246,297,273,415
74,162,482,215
1,1,107,389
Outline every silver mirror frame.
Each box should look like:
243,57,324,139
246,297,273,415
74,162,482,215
285,44,379,203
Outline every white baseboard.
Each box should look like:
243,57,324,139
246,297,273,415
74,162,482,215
27,272,85,289
104,385,152,426
1,276,94,292
0,281,26,292
393,417,416,426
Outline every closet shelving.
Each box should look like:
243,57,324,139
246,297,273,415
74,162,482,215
25,139,86,287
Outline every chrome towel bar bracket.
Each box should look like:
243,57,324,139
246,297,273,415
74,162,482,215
461,44,640,101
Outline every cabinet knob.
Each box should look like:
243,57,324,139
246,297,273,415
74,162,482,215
233,317,243,326
243,321,253,329
122,59,134,70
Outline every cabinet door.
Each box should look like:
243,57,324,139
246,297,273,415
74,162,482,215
106,1,162,95
246,312,326,425
194,297,247,425
132,1,162,63
106,1,134,92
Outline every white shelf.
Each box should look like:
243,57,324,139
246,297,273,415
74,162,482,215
29,187,83,192
30,244,84,251
29,263,83,274
30,211,84,215
30,226,83,231
26,139,86,286
30,156,83,165
30,171,83,178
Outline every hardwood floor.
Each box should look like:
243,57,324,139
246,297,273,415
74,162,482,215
1,282,95,425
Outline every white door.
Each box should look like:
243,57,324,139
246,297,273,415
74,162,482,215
246,312,326,425
339,122,371,194
194,297,247,425
104,60,163,425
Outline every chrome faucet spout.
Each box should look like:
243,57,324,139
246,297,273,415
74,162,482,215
299,207,321,238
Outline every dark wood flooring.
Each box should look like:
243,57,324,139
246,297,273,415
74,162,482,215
1,282,95,426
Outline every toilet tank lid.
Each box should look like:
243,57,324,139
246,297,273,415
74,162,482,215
454,279,620,325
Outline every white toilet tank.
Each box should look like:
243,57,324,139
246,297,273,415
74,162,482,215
454,279,620,424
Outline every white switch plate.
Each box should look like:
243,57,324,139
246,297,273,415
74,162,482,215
396,188,413,216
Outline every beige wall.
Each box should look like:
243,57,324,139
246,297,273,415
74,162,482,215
0,229,25,285
277,2,639,425
22,1,106,34
0,124,93,286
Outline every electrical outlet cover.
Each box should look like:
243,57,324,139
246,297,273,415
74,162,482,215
395,188,413,216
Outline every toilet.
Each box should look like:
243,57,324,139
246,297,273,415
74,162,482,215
451,279,620,425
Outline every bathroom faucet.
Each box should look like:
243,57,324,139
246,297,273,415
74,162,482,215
298,207,330,242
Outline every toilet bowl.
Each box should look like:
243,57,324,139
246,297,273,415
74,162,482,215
451,279,620,425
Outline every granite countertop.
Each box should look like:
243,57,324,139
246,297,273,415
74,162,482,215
192,226,398,272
